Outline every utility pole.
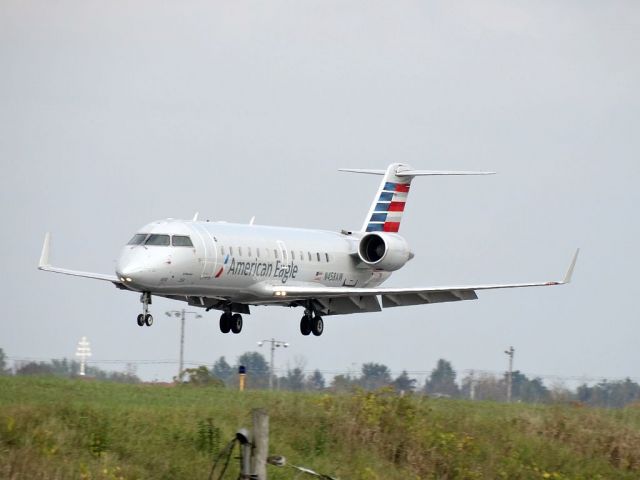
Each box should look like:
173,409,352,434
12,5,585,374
505,346,515,403
258,338,289,390
75,336,91,376
469,370,476,401
166,309,202,381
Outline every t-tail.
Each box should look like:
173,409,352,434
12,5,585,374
339,163,495,232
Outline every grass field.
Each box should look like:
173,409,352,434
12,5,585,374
1,376,640,479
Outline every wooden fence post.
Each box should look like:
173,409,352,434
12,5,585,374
251,408,269,480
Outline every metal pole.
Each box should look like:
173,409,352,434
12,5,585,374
505,346,514,403
179,309,185,381
269,339,275,391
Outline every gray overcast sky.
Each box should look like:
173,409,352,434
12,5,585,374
1,1,638,383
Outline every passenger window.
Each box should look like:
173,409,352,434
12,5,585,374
145,234,170,246
230,246,234,256
291,251,295,260
300,251,304,261
256,248,261,258
274,249,279,259
239,246,243,257
325,253,330,262
172,235,193,247
248,247,252,257
127,234,147,245
308,252,312,261
316,252,321,262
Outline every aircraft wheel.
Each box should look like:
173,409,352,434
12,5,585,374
300,315,311,336
137,314,145,327
144,314,154,327
311,315,324,336
230,314,243,334
219,313,231,334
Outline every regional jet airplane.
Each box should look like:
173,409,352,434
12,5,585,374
38,164,578,337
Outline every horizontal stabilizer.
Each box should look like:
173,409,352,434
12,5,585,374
338,168,386,175
339,168,495,177
395,170,496,177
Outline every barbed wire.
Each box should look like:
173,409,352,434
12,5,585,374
7,355,639,384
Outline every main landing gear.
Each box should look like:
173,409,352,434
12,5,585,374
137,292,153,327
300,309,324,337
219,310,243,334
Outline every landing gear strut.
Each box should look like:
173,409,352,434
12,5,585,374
300,307,324,337
137,292,153,327
219,309,243,334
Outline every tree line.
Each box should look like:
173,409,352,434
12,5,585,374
3,347,639,408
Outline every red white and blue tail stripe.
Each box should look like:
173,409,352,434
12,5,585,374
366,181,411,232
361,163,414,233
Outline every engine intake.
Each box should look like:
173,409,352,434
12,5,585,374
358,233,411,271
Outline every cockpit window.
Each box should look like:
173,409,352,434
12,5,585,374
172,235,193,247
145,234,170,246
127,234,147,245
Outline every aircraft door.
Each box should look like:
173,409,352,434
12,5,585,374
192,224,218,278
277,240,289,264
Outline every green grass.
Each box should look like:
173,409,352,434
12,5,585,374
1,376,640,479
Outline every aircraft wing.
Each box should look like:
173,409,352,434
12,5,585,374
38,233,122,284
270,250,579,314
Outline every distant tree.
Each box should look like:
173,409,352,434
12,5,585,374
237,352,270,389
360,363,392,390
393,370,417,393
283,367,305,391
212,356,234,385
16,361,55,376
183,366,224,387
509,371,550,403
425,359,459,397
460,373,504,401
51,358,80,376
306,370,326,391
577,379,640,408
0,348,10,375
330,374,357,392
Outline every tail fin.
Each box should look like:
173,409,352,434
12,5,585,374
339,164,495,233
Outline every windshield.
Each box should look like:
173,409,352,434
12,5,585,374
127,234,147,245
145,234,170,246
172,235,194,247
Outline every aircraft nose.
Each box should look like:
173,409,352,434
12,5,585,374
116,251,151,286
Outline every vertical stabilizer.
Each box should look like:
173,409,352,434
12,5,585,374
361,163,413,232
339,164,495,233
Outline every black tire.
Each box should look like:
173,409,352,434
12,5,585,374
144,314,154,327
311,315,324,336
219,313,231,333
137,314,145,327
300,315,311,336
231,314,243,334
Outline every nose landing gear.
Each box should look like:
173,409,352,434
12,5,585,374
137,292,153,327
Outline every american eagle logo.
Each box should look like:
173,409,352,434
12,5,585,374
214,254,230,278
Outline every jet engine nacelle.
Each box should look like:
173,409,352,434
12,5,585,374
357,232,411,271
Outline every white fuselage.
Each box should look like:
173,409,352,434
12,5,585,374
115,219,393,304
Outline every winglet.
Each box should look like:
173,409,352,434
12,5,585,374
563,248,580,284
39,233,51,268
